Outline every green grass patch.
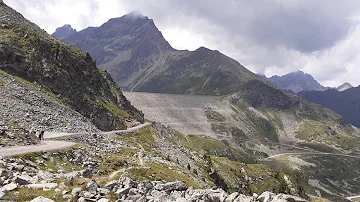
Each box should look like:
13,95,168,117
13,145,87,172
265,109,284,130
97,98,130,118
178,134,227,152
211,156,244,192
98,154,131,175
4,187,66,202
127,163,202,189
118,126,158,151
297,120,328,139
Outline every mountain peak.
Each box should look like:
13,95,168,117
337,82,353,91
124,11,147,19
107,12,152,25
267,70,327,93
52,24,77,39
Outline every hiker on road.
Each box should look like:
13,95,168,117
40,131,44,141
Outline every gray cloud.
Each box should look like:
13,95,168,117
121,0,360,52
5,0,360,86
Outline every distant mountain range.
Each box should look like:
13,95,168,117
260,71,354,93
52,13,270,96
298,86,360,128
260,70,328,93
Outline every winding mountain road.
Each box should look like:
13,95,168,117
0,123,151,157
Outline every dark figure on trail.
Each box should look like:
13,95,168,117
40,131,45,141
38,131,41,140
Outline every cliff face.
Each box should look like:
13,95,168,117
0,3,144,131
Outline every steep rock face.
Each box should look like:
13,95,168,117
52,24,77,39
0,3,144,131
59,14,270,95
298,87,360,128
265,71,328,93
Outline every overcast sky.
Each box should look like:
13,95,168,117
7,0,360,87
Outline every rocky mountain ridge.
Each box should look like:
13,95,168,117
56,14,270,95
262,71,328,93
0,3,144,131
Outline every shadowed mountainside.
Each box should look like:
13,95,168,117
298,87,360,128
0,3,144,131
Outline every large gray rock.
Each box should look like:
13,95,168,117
272,194,308,202
97,199,110,202
0,169,13,179
226,192,239,202
150,190,171,201
97,188,110,195
86,180,98,192
208,189,227,202
234,194,252,202
119,176,138,188
137,180,153,194
104,180,118,191
77,197,87,202
116,187,131,197
154,181,188,192
2,182,18,191
185,189,227,202
170,190,185,200
125,194,142,201
0,191,6,200
72,187,82,197
257,191,276,202
25,183,58,190
15,174,34,185
271,200,288,202
30,196,55,202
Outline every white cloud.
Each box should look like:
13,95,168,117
5,0,360,87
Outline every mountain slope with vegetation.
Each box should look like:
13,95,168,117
0,3,144,131
125,80,360,201
57,14,270,95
